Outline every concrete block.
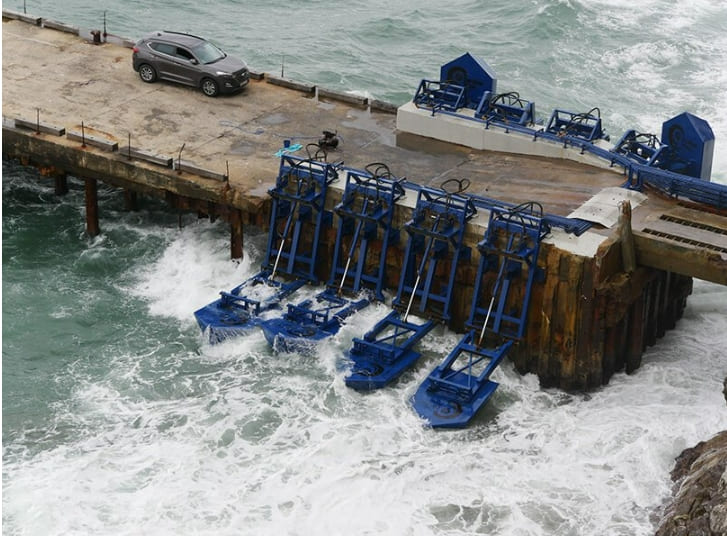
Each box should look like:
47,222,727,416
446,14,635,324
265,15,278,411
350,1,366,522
104,34,136,48
2,9,41,25
317,87,367,107
14,117,65,136
66,131,118,152
41,18,79,35
369,99,398,114
118,146,173,167
266,75,315,94
249,70,265,81
174,161,227,181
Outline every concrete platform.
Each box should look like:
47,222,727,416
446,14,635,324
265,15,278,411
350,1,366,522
1,17,626,218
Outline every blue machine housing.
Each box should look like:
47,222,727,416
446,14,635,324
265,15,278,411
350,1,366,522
439,53,497,109
660,112,714,179
194,154,339,343
413,53,498,114
259,164,406,354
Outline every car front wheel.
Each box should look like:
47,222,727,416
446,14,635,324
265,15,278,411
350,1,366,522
138,64,157,83
201,78,219,97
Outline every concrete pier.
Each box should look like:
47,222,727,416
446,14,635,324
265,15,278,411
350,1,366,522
3,14,727,390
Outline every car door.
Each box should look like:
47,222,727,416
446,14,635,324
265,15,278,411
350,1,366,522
148,42,182,82
148,43,198,86
170,46,200,87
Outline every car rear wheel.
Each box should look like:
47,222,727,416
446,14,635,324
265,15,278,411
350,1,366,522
138,64,157,83
201,78,219,97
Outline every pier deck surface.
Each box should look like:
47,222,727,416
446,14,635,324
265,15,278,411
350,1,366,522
2,19,623,216
3,18,727,285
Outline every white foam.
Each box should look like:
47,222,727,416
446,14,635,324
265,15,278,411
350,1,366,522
125,221,265,325
4,275,726,536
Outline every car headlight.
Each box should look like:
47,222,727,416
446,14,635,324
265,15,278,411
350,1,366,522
215,71,232,76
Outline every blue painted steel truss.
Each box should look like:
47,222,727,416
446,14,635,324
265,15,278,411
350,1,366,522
612,130,667,167
545,108,605,142
412,202,549,427
259,163,406,353
345,179,476,390
330,164,406,300
193,154,339,343
475,91,535,126
413,79,467,114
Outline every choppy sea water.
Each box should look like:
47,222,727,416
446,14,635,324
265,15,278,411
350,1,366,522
3,0,727,534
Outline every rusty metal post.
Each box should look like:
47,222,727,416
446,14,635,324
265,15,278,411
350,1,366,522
84,177,100,237
54,173,68,196
618,200,636,273
124,190,138,211
230,209,243,260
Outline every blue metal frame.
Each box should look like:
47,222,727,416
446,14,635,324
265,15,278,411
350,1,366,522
412,202,549,428
413,79,467,114
612,130,667,167
194,154,339,343
259,164,406,354
345,181,476,390
475,91,535,126
545,108,605,142
329,164,406,300
467,203,549,340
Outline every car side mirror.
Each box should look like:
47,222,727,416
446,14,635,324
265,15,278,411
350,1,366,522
190,58,199,65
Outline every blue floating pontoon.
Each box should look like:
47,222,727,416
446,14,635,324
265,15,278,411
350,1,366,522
194,153,339,343
345,178,476,390
412,202,549,428
259,163,405,354
411,333,513,428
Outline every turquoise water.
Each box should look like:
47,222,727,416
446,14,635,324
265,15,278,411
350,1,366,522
3,1,727,534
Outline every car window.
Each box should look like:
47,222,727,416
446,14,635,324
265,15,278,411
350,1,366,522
191,41,225,64
176,47,194,61
150,42,176,56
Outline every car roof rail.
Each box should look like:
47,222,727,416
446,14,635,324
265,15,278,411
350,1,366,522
157,30,206,42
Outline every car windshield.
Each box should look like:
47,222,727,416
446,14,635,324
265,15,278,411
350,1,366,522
192,41,225,64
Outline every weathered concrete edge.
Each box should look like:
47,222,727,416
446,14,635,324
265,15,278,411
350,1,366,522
118,146,173,168
2,9,41,25
369,99,399,114
14,117,65,136
266,75,315,94
263,74,397,113
2,126,259,212
175,161,227,182
317,87,367,108
41,18,79,35
67,131,118,152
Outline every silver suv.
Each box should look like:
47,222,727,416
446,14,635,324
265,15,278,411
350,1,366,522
132,31,250,97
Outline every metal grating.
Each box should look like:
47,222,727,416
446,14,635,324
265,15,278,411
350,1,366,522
642,227,727,254
659,214,727,236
